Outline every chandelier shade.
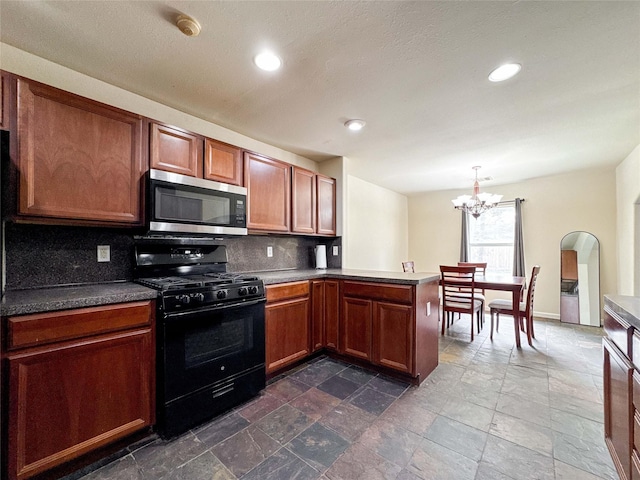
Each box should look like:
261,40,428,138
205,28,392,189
452,166,502,218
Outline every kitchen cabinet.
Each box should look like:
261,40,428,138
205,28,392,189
291,166,316,234
311,280,325,351
150,122,203,178
14,77,146,226
603,302,635,480
561,249,578,280
265,281,310,374
316,174,337,236
204,138,243,186
324,280,340,351
340,279,439,380
2,301,155,480
1,71,13,131
244,152,290,232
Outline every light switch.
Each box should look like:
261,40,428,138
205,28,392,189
427,302,431,316
332,246,339,256
267,246,273,258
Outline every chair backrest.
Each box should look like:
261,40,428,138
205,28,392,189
524,265,541,319
402,261,415,273
440,265,477,313
457,262,487,293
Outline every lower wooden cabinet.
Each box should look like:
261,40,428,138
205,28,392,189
324,280,340,351
2,301,155,480
373,302,413,374
342,296,373,361
265,281,310,374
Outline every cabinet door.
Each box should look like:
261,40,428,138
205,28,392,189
204,138,243,186
150,122,203,177
341,297,372,361
244,152,290,232
604,336,633,480
373,302,414,374
1,72,13,130
561,250,578,280
265,297,310,373
324,280,340,351
291,166,316,234
16,79,145,225
316,174,336,236
7,329,153,480
311,280,325,351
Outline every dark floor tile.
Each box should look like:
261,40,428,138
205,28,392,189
162,451,234,480
407,437,478,479
424,415,488,461
367,375,409,397
289,359,347,386
325,442,402,480
236,392,284,423
481,435,555,480
193,412,250,448
80,455,142,480
242,447,320,480
337,365,378,385
319,402,377,441
552,431,617,479
210,425,280,477
254,403,314,444
317,375,361,400
266,377,312,402
289,387,342,421
379,397,437,435
132,433,207,479
287,422,350,470
348,386,396,416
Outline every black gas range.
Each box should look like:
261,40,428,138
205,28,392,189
134,237,266,438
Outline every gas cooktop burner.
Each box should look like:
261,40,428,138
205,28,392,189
137,273,260,291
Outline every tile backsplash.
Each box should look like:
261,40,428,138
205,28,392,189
4,222,341,290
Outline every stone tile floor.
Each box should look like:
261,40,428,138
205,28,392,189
77,315,616,480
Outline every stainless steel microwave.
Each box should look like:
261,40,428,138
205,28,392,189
148,169,248,235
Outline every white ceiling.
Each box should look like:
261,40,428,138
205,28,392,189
1,1,638,195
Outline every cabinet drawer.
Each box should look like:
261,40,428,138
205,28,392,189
343,281,413,304
6,301,154,350
266,281,310,303
604,305,633,358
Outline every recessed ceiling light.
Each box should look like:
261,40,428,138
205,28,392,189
488,63,522,82
254,51,282,71
344,119,366,131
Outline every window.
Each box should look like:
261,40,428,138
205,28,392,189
468,204,515,275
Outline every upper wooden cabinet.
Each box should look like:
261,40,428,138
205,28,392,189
15,78,146,226
150,122,203,178
1,72,13,131
204,138,243,186
244,152,290,232
291,166,316,234
316,174,336,236
561,250,578,280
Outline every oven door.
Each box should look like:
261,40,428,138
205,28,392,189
160,298,265,403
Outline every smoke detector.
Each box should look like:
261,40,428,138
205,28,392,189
176,14,201,37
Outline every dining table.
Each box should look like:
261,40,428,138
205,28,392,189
474,273,527,347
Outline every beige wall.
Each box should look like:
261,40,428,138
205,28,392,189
0,43,317,171
409,168,617,319
616,145,640,296
344,175,408,271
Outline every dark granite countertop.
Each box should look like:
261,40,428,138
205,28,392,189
1,282,158,317
253,268,440,286
605,294,640,329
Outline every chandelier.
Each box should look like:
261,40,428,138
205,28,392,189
452,166,503,218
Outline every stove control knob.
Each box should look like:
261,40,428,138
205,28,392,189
238,287,248,296
194,293,205,302
178,294,191,305
216,290,227,299
248,286,259,294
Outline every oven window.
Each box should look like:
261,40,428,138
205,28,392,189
183,317,254,368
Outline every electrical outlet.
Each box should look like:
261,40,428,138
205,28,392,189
97,245,110,262
332,246,339,256
267,246,273,258
427,302,431,316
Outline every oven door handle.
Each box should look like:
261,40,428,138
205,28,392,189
162,298,266,322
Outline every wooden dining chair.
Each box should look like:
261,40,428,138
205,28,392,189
440,265,483,341
488,265,541,346
402,261,415,273
457,262,487,325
